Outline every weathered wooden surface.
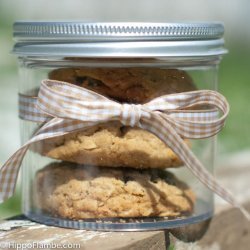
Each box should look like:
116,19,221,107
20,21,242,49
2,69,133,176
170,202,250,250
0,218,167,250
0,153,249,250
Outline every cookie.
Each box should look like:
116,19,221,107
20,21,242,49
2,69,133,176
39,122,189,169
49,67,196,103
34,162,195,219
44,67,194,168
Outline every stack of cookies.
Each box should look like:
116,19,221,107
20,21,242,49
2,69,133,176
34,67,196,220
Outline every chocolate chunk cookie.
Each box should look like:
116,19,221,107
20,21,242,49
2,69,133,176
34,162,195,219
49,67,196,103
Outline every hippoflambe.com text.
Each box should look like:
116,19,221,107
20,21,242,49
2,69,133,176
0,242,81,249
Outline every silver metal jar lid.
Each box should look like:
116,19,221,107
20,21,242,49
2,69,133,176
12,22,227,58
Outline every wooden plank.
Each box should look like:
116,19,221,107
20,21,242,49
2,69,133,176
0,218,167,250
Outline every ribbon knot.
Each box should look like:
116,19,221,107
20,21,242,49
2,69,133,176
120,103,142,127
1,79,250,220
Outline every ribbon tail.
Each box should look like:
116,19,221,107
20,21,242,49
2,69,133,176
0,118,76,202
141,114,250,221
0,121,58,202
0,147,28,202
0,118,104,203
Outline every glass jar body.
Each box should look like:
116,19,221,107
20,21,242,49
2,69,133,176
18,56,219,232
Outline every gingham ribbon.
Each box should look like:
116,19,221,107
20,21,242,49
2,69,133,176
1,79,249,220
18,92,221,124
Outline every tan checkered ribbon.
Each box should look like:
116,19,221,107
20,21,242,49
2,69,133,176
1,79,249,220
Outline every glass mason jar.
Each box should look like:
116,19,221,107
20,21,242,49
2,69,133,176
12,22,227,234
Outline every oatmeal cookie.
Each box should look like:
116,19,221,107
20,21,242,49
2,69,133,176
39,122,189,169
34,162,195,219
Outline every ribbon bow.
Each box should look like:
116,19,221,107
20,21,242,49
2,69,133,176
1,79,249,220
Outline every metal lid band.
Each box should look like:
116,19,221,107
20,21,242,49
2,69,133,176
13,22,226,58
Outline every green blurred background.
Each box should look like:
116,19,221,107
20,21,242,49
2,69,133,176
0,0,250,219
